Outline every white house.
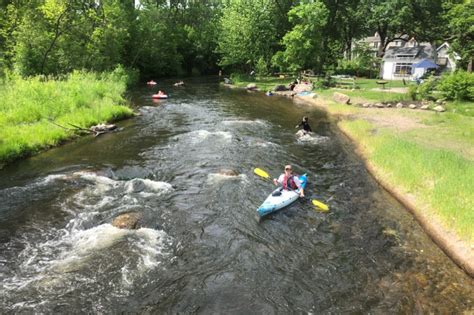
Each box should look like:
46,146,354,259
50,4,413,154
436,42,461,72
381,42,435,80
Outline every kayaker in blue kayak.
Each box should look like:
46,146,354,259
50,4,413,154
273,165,305,198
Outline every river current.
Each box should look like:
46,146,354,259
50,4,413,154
0,78,473,313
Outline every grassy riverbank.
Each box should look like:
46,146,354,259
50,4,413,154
228,76,474,245
0,70,134,166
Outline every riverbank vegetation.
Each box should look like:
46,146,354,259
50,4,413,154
0,69,133,165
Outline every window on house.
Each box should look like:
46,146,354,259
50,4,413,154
394,63,412,75
374,42,379,48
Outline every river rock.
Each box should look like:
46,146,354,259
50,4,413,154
333,92,350,104
420,105,430,110
396,102,404,108
362,103,370,108
408,104,417,109
293,83,313,93
433,105,446,112
246,83,257,90
218,169,239,176
112,212,141,229
386,103,392,108
375,103,385,108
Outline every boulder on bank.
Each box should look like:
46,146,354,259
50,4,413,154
333,92,350,104
433,105,446,112
246,83,257,90
112,212,141,229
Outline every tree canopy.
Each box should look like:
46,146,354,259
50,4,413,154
0,0,471,77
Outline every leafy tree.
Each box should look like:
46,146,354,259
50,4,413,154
444,1,474,71
272,0,328,72
361,0,414,57
217,0,277,73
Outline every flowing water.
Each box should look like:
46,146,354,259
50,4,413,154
0,78,473,314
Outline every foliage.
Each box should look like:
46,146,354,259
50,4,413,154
437,70,474,101
0,69,133,164
272,0,328,72
255,57,269,77
408,84,418,100
217,0,276,72
417,76,439,100
314,75,336,89
444,1,474,70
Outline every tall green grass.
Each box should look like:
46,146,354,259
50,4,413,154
0,70,134,165
340,119,474,242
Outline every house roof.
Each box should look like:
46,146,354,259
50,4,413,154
437,42,461,60
413,59,439,68
383,44,433,61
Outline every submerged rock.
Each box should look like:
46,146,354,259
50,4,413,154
218,169,239,176
112,212,141,230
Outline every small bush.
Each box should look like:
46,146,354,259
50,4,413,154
255,57,269,77
408,84,418,100
417,76,439,100
230,72,253,83
437,71,474,101
314,75,336,89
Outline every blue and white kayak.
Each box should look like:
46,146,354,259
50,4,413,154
257,174,307,217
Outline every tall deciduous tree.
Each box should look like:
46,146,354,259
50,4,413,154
217,0,277,72
272,0,328,72
445,0,474,71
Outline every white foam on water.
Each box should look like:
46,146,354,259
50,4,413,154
124,178,173,194
207,173,248,185
185,130,233,143
2,171,176,310
297,133,330,144
221,119,267,126
3,223,173,305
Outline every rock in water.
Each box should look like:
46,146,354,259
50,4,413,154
112,213,141,229
218,169,239,176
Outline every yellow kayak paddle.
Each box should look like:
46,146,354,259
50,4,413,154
254,167,330,211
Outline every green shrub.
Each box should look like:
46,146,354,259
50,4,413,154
408,84,418,100
417,76,439,100
437,70,474,101
255,57,269,77
314,75,336,89
230,72,253,83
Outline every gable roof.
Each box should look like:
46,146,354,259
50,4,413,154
383,44,434,61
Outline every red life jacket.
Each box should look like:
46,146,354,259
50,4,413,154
282,174,298,190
